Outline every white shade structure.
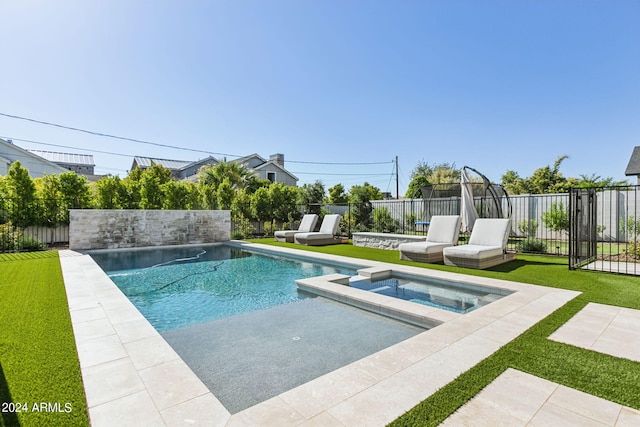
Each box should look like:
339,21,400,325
460,168,479,233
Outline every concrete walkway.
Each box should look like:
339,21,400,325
60,243,640,426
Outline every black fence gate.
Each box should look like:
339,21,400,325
568,188,597,269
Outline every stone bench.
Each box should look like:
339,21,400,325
352,232,426,250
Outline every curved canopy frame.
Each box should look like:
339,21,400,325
419,166,512,220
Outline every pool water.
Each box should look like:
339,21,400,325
90,245,359,331
349,275,511,314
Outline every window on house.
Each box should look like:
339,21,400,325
267,172,276,182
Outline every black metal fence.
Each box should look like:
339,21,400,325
4,187,640,275
568,185,640,274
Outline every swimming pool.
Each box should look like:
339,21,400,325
89,243,429,413
90,244,361,331
348,273,511,314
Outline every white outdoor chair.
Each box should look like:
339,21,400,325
398,215,461,263
274,214,319,243
443,218,515,269
294,214,342,246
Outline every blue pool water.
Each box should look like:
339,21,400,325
90,245,359,331
349,275,511,314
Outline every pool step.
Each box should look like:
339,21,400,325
356,267,393,281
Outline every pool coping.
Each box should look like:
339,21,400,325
60,241,581,426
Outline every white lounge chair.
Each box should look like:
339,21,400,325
294,214,342,246
398,215,461,263
443,218,515,269
274,214,319,243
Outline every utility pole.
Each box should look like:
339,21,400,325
395,155,399,199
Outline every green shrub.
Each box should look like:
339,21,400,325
517,219,538,238
19,235,46,251
373,207,398,233
624,241,640,260
516,238,547,253
0,222,21,250
231,214,254,240
542,202,569,235
0,223,45,251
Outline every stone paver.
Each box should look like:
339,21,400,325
441,369,640,426
549,302,640,363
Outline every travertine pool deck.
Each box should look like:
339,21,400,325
60,242,581,426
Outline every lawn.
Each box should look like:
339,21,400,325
248,239,640,426
0,251,89,427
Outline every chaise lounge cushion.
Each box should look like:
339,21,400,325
443,218,512,269
441,245,503,260
274,214,319,242
398,215,461,262
294,214,341,245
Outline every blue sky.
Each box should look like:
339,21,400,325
1,0,639,196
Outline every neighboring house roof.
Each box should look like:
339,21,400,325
28,150,95,166
132,156,193,170
625,146,640,176
184,156,218,170
132,156,218,173
131,153,298,184
233,153,267,165
0,138,69,177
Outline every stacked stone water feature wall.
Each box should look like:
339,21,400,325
69,210,230,250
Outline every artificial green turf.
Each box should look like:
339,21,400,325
0,252,89,427
247,239,640,426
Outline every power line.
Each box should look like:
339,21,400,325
292,171,391,176
0,136,133,158
0,113,393,166
0,112,227,157
288,159,393,165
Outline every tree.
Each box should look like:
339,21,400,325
574,174,629,188
501,170,530,195
199,161,257,191
216,178,235,210
405,161,460,198
121,167,143,209
251,187,272,224
542,202,569,238
140,163,172,209
349,182,382,231
163,180,201,210
5,161,35,200
405,160,433,198
35,174,62,225
528,155,570,194
405,175,430,198
429,163,461,184
298,181,325,206
502,155,571,195
94,175,127,209
4,161,37,226
270,183,299,224
328,183,348,204
58,172,91,221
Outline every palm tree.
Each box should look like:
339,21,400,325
199,161,257,191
